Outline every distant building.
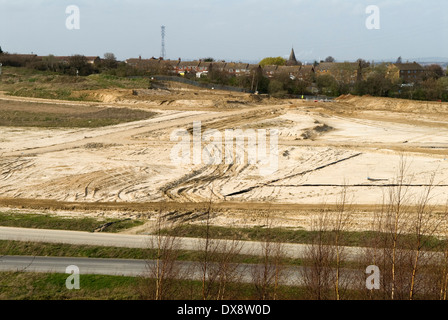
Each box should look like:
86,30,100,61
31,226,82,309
176,60,201,74
223,62,250,76
286,48,301,66
262,65,278,78
126,57,162,73
297,65,315,81
386,62,425,83
277,65,301,80
316,62,361,84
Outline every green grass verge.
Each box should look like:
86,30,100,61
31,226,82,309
0,271,323,300
0,108,156,128
0,240,303,266
0,99,158,128
0,211,144,232
1,67,151,103
0,272,140,300
159,224,446,251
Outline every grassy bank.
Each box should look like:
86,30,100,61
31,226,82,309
159,224,445,251
0,211,144,232
0,99,158,128
0,272,140,300
0,67,150,102
0,240,301,266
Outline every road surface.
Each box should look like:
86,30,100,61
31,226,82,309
0,255,363,287
0,226,363,260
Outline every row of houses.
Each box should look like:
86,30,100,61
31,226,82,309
126,57,258,77
5,52,428,84
126,55,426,84
126,56,319,81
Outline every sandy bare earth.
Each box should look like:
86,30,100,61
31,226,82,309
1,89,448,232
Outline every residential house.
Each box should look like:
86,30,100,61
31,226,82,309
195,61,212,77
277,65,302,80
126,57,163,73
208,61,227,74
297,65,315,81
223,62,250,76
262,65,279,78
316,62,361,84
176,60,201,74
160,59,180,74
386,62,425,83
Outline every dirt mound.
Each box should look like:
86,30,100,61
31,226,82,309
336,95,448,114
85,89,131,103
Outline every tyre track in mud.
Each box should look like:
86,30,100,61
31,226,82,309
12,167,157,202
160,163,238,202
158,107,287,203
0,157,36,196
0,156,35,175
225,152,363,197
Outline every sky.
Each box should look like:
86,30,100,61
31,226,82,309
0,0,447,63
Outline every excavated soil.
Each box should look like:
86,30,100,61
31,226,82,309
1,88,448,233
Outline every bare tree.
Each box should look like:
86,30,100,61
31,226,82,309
301,186,354,300
385,157,413,300
138,204,185,300
362,157,448,300
332,185,353,300
438,215,448,300
199,193,244,300
301,207,336,300
251,211,285,300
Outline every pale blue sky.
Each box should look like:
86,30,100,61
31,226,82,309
0,0,447,62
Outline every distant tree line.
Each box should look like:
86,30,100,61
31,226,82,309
0,50,143,77
1,47,447,102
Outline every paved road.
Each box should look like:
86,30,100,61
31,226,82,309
0,226,363,260
0,255,147,277
0,255,363,287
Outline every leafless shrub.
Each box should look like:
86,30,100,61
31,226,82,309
199,192,245,300
138,204,187,300
301,208,336,300
362,157,448,300
301,186,354,300
251,211,285,300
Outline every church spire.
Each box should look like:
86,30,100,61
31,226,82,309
289,48,297,63
287,47,300,66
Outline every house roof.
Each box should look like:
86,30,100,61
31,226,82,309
298,65,315,74
262,65,279,72
161,60,180,67
126,58,161,69
316,62,334,71
178,60,200,67
394,62,424,71
317,62,359,72
198,61,213,68
224,63,250,70
277,66,301,73
209,62,227,70
248,64,261,71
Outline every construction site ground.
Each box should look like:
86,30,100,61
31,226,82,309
1,83,448,234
